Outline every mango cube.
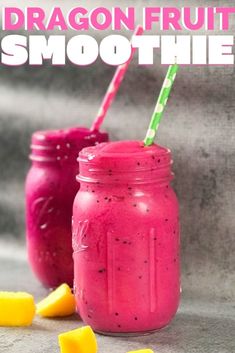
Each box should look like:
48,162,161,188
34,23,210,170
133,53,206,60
0,291,35,326
58,326,97,353
36,283,75,318
127,350,154,353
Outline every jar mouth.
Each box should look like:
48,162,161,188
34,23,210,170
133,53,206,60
29,126,109,163
78,141,174,184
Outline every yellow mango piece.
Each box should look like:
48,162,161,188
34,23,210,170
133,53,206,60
0,291,35,327
36,283,75,318
127,350,154,353
58,325,97,353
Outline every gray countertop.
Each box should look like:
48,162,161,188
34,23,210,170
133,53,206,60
0,241,234,353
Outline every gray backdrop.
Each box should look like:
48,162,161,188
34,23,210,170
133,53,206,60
0,0,234,304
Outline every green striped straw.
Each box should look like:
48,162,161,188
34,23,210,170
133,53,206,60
144,64,179,146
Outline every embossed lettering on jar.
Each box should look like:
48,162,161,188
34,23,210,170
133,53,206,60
72,141,180,335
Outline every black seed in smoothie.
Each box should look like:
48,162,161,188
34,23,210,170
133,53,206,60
128,187,132,190
108,198,112,202
165,219,168,222
128,241,132,245
115,238,120,242
134,317,138,320
173,230,176,234
115,312,119,316
104,197,108,200
117,267,121,271
118,324,121,328
138,275,142,279
97,200,100,203
144,260,148,264
123,241,127,244
158,159,161,163
174,258,177,262
88,314,92,318
92,190,95,193
133,204,137,207
137,162,140,166
154,237,157,240
152,156,155,160
98,268,106,273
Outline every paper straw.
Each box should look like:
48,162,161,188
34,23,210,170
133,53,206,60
144,64,179,146
91,25,144,131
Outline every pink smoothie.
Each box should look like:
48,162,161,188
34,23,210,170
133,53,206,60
73,140,180,334
25,127,109,288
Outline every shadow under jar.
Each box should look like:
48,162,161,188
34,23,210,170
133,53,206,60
25,127,109,288
72,140,180,335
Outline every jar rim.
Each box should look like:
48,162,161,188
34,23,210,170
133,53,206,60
32,127,108,147
78,141,173,184
29,127,109,163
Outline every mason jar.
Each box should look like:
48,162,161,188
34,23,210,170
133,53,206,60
25,127,108,288
72,140,180,335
